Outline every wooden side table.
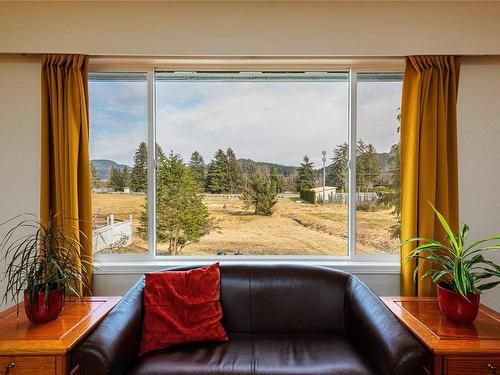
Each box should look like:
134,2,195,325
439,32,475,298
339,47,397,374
382,297,500,375
0,296,121,375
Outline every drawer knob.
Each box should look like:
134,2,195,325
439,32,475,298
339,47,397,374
488,363,497,375
2,363,15,375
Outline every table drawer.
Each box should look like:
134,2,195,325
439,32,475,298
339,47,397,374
0,356,55,375
446,356,500,375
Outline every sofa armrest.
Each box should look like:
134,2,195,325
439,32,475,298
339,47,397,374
344,276,427,375
79,278,145,375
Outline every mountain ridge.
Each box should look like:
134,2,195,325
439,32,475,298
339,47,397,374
92,152,392,181
91,159,130,181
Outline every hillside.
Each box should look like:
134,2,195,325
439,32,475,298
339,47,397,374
238,159,297,176
312,152,391,175
92,152,391,182
91,159,130,181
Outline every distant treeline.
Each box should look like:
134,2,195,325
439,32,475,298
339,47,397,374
91,140,399,195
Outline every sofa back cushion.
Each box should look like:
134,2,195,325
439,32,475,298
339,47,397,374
214,264,349,334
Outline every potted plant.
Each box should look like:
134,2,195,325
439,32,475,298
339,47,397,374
0,213,92,323
402,205,500,323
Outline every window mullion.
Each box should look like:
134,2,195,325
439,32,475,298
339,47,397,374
348,69,357,258
147,69,157,258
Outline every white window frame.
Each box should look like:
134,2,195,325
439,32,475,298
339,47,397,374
89,57,403,272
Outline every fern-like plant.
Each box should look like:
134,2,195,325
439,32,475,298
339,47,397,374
402,204,500,298
0,213,93,309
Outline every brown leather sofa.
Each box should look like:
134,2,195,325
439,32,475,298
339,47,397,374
79,264,427,375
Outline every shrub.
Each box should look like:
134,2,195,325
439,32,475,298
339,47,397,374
300,189,316,204
240,172,278,216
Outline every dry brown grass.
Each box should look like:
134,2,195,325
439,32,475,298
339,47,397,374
92,193,399,256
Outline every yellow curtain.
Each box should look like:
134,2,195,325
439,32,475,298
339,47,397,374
400,56,460,296
40,54,92,294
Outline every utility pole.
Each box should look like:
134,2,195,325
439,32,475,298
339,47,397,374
322,151,327,204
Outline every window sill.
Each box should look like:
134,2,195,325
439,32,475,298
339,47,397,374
93,257,400,275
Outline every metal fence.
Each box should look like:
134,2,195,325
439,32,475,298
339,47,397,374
318,192,378,204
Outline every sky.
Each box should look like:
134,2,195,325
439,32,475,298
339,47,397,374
89,77,401,168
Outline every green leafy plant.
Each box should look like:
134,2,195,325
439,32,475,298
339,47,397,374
0,213,93,309
402,204,500,298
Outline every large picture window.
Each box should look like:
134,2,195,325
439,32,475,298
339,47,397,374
89,69,402,259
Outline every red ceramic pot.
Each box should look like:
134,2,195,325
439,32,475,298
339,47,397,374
437,282,480,323
24,287,65,323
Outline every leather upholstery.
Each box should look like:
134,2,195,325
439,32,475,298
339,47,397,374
79,264,427,375
218,264,348,334
128,333,374,375
81,277,144,375
345,276,427,374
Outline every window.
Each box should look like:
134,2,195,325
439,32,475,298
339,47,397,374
89,68,402,259
89,72,148,255
356,73,403,254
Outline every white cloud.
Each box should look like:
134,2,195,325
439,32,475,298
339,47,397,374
90,123,146,166
89,79,402,168
156,82,350,167
89,81,148,165
357,81,402,153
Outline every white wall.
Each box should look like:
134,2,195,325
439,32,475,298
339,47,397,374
0,55,41,310
1,1,500,56
93,272,401,297
458,57,500,312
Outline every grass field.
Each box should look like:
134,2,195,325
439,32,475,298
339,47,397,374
92,193,399,256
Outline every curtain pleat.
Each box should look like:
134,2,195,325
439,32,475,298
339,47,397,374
40,54,92,295
400,56,460,296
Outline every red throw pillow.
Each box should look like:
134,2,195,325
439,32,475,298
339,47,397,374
139,263,228,355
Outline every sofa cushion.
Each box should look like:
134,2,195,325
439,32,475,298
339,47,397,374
127,333,374,375
140,263,228,355
129,334,253,375
252,334,374,375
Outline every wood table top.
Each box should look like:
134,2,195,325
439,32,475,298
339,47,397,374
381,296,500,355
0,296,121,356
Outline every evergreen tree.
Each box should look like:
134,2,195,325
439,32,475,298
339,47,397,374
377,108,402,239
206,149,230,193
188,151,206,187
121,166,130,188
377,142,401,239
296,155,315,192
328,140,381,192
270,166,284,193
357,140,381,191
327,142,349,191
156,143,166,164
226,147,243,193
363,143,381,188
356,140,368,190
388,142,401,238
109,167,126,192
138,152,217,255
90,161,100,189
240,172,278,216
130,142,166,192
130,142,147,192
